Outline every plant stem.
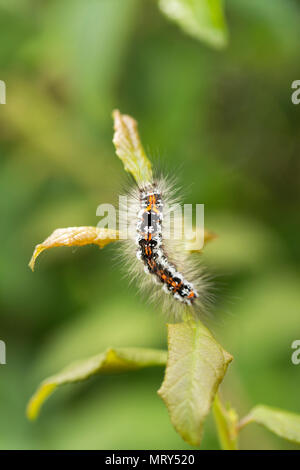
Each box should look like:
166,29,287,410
212,393,239,450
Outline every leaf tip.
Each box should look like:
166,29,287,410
26,383,56,421
28,259,35,272
112,108,120,125
224,350,234,365
28,245,43,271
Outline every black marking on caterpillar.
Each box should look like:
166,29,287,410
136,183,198,306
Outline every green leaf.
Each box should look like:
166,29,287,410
158,0,228,49
29,226,120,271
240,405,300,445
27,347,167,420
112,109,153,185
158,321,233,446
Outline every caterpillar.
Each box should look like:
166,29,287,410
137,182,198,306
120,176,209,321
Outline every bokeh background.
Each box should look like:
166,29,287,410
0,0,300,450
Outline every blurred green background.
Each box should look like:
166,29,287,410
0,0,300,450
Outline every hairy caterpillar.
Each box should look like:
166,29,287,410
137,183,197,305
119,175,209,321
